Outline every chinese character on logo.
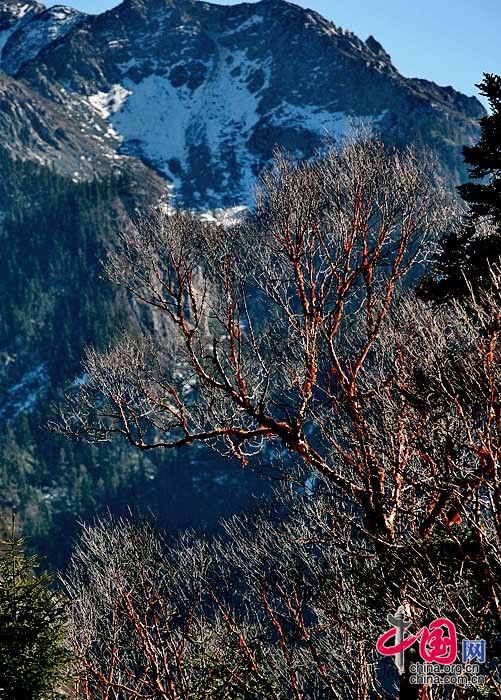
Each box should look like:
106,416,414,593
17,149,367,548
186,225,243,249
462,639,486,664
418,618,457,664
376,609,457,672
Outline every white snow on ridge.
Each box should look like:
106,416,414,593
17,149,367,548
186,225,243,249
13,3,33,19
80,47,385,206
3,6,84,73
0,2,38,62
225,14,264,34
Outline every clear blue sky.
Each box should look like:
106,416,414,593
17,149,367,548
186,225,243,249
49,0,500,108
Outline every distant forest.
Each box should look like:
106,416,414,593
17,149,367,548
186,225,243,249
0,148,265,568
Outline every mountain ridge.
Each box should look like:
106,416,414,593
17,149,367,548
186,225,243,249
0,0,485,208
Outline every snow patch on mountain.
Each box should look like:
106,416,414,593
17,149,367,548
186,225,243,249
88,84,132,118
271,104,350,140
199,205,247,226
270,105,388,149
0,363,49,420
80,41,386,206
12,3,32,19
91,48,271,202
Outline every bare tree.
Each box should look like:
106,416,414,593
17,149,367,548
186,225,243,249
65,447,501,700
63,501,388,700
64,518,222,700
58,136,501,698
58,137,450,538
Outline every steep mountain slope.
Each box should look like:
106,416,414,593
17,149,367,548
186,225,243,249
0,70,125,178
0,0,486,207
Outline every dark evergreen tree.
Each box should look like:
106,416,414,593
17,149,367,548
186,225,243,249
0,530,67,699
421,73,501,302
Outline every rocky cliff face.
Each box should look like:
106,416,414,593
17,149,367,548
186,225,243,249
0,0,485,209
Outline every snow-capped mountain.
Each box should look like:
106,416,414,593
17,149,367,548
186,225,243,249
0,0,485,208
